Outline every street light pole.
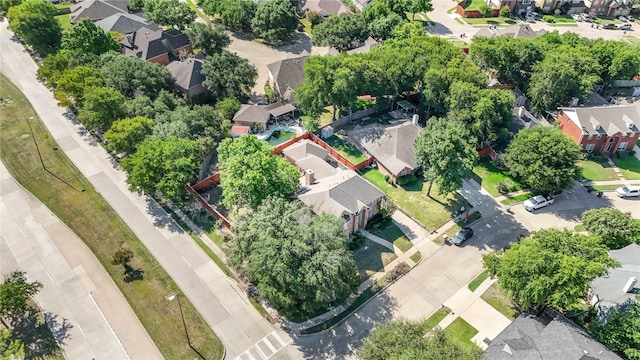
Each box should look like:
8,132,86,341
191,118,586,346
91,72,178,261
166,291,206,360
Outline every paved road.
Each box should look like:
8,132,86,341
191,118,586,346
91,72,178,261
0,162,162,359
0,21,301,360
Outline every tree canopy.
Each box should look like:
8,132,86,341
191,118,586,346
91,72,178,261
502,126,581,192
217,135,299,210
483,229,617,311
201,50,257,100
581,208,640,249
251,0,297,42
143,0,195,29
99,53,173,100
0,271,42,319
359,319,483,360
231,197,360,318
414,118,478,196
121,136,200,201
54,65,104,108
202,0,256,31
61,18,120,56
311,13,368,52
77,86,125,130
104,116,155,154
184,22,230,56
587,298,640,360
7,0,62,55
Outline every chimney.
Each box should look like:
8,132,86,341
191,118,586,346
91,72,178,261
304,169,315,185
622,276,637,293
412,113,419,126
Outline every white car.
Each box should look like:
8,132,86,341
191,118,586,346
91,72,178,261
523,195,554,211
619,16,628,22
572,14,582,21
615,185,640,198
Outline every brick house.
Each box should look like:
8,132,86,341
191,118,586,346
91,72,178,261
121,27,192,66
558,105,640,154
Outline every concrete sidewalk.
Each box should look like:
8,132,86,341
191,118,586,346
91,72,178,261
0,162,162,359
0,21,299,360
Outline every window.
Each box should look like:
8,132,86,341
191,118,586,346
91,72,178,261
618,142,629,151
585,143,595,152
596,134,602,139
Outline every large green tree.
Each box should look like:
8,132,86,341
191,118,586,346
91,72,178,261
217,136,299,210
143,0,195,29
483,229,617,311
100,53,172,99
202,0,256,31
7,0,62,55
104,116,155,154
414,118,478,196
0,0,21,19
121,136,200,201
311,13,368,52
77,86,125,130
0,271,42,320
37,52,70,88
184,22,230,56
502,126,581,192
587,298,640,360
231,197,360,318
408,0,433,20
581,208,640,250
359,320,483,360
54,66,104,108
61,18,119,55
251,0,297,42
201,50,257,100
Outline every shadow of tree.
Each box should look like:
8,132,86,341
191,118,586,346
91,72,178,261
123,264,145,283
145,197,185,234
9,306,72,359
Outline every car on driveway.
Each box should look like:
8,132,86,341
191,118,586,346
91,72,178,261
615,185,640,198
601,23,616,29
619,16,628,22
572,14,582,21
523,195,554,211
452,227,474,246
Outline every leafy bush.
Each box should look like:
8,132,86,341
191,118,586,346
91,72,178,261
499,6,510,17
397,174,417,186
497,179,517,195
307,11,322,27
542,15,555,23
348,232,367,250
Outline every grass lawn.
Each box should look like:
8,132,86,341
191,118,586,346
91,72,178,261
423,306,451,330
446,38,469,48
445,317,480,350
579,159,618,181
623,36,640,47
595,17,621,24
574,224,586,232
324,135,368,164
410,251,421,263
468,269,489,292
473,160,521,197
612,155,640,180
300,17,312,35
461,0,488,10
592,184,623,191
548,22,578,27
500,192,533,205
440,211,482,244
371,220,413,252
55,14,71,30
353,240,397,281
481,282,519,320
361,168,471,231
0,75,224,360
464,16,517,26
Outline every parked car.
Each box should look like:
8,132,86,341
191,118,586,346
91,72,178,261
572,14,583,21
628,16,635,22
619,15,628,22
523,195,554,211
616,23,632,30
615,185,640,198
452,227,474,246
602,23,616,29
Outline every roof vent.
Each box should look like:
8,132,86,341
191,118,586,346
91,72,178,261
595,124,603,132
629,122,636,130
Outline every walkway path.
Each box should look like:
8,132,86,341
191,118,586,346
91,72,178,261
0,162,162,360
0,21,300,360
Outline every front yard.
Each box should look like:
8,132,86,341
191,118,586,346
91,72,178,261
370,219,414,252
361,168,471,231
352,240,397,281
472,160,522,197
481,282,519,320
445,317,480,351
612,154,640,180
579,159,618,181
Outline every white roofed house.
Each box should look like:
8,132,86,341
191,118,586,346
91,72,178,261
283,139,385,234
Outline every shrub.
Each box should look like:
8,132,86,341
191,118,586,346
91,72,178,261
307,11,322,27
397,174,417,186
497,180,517,195
499,6,510,17
543,15,555,23
348,232,367,251
384,175,391,184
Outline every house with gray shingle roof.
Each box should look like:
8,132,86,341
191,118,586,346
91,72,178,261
95,12,158,34
70,0,131,23
558,104,640,154
267,56,308,103
167,58,206,102
303,0,352,17
121,27,192,65
486,311,622,360
284,139,385,234
232,105,271,131
349,122,422,183
589,243,640,311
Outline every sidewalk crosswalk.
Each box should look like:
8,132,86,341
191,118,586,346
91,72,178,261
233,331,289,360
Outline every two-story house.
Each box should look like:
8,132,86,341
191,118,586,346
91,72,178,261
121,27,192,66
558,105,640,154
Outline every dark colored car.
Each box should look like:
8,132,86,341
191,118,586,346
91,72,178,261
602,23,616,29
452,227,474,246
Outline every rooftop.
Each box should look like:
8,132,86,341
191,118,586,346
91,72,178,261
590,243,640,309
560,105,640,136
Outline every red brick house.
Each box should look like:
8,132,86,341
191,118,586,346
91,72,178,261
558,105,640,154
121,27,192,66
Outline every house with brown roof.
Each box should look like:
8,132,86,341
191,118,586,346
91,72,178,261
558,105,640,154
283,139,385,234
70,0,131,23
166,58,206,102
303,0,352,16
267,56,308,102
349,122,422,183
232,104,272,131
121,27,192,66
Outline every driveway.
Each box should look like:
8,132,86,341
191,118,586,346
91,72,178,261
0,161,162,359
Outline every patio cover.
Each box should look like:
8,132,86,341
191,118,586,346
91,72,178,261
397,100,416,111
267,102,297,118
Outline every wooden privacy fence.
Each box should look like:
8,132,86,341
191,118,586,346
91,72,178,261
185,183,232,229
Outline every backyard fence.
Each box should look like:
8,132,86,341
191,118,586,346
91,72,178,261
612,80,640,88
185,183,232,229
